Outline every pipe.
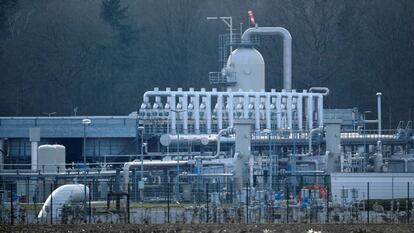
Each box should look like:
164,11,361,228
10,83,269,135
183,93,188,134
242,27,292,91
123,160,189,191
296,160,319,172
307,95,313,130
276,93,282,128
377,92,382,136
317,95,324,126
206,93,212,134
194,93,200,134
180,173,233,177
38,184,89,222
308,126,323,155
287,93,292,129
254,93,260,132
218,93,223,130
309,87,330,96
228,93,234,127
386,158,407,172
142,89,323,131
265,93,271,130
298,93,303,130
194,127,234,160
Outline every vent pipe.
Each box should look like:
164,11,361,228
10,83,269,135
241,27,292,91
377,92,382,135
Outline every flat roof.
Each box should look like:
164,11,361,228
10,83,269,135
0,115,137,138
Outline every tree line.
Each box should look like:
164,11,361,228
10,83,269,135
0,0,413,129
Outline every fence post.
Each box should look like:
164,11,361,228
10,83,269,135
167,182,170,224
246,182,249,224
367,182,370,223
408,182,410,224
206,183,209,223
127,183,130,224
50,183,53,224
326,175,330,223
10,184,13,225
286,182,289,223
89,182,92,223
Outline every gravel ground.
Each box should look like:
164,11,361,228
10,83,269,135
1,224,413,233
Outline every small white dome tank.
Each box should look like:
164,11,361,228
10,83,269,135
225,47,265,91
38,144,66,173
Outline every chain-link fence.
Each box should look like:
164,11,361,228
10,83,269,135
1,174,413,225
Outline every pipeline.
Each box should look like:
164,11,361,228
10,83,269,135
309,87,330,96
241,27,292,91
122,160,188,191
194,127,234,160
308,126,324,155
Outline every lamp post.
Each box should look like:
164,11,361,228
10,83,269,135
82,118,91,223
169,109,187,200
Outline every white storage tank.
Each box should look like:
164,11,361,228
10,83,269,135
225,47,265,91
38,144,66,173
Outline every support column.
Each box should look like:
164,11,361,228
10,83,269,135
325,119,342,173
29,128,40,171
234,119,254,191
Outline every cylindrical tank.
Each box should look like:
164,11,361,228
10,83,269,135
226,47,265,91
38,144,66,173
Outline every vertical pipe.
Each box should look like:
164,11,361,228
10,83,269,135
206,93,212,134
243,93,249,119
276,93,282,129
255,93,260,132
266,94,271,130
317,95,324,127
377,92,382,136
307,95,313,130
194,93,200,134
183,94,188,134
31,141,38,171
171,94,176,134
287,93,292,130
241,27,292,91
218,94,223,130
228,94,234,128
298,93,303,130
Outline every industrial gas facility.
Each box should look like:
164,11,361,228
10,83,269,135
1,14,414,225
